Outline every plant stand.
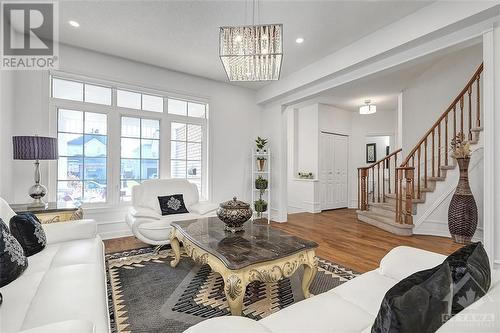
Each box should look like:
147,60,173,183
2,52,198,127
252,149,271,224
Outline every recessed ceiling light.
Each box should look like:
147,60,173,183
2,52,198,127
295,37,304,44
68,20,80,28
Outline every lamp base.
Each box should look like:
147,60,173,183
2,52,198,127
29,183,48,208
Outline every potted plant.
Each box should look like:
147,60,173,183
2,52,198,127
254,199,268,219
257,156,267,171
255,175,268,190
255,136,268,153
448,132,477,244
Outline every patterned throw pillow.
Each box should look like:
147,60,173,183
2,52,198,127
0,218,28,288
10,213,46,256
443,242,491,315
371,263,453,333
158,194,189,216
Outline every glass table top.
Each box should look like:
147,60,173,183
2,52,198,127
171,217,318,270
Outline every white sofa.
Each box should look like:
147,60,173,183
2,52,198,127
125,179,218,245
186,246,500,333
0,198,109,333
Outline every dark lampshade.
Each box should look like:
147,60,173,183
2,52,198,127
12,136,58,160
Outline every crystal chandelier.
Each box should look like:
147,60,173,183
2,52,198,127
219,23,283,81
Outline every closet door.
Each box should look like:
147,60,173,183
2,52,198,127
320,132,348,210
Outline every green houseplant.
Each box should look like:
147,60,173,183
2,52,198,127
255,136,268,153
255,175,268,190
254,199,268,219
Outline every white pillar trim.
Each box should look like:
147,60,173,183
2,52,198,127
482,26,496,267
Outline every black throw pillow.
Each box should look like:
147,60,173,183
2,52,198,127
371,263,453,333
0,218,28,288
158,194,189,216
443,242,491,315
10,213,46,256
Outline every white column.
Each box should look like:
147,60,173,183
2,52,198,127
396,92,403,150
482,25,499,269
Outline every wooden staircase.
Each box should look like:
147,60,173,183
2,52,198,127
357,63,483,236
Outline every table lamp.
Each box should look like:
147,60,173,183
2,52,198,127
12,136,58,207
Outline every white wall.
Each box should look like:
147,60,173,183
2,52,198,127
401,45,483,153
296,104,319,176
5,43,261,238
349,109,397,207
0,71,14,203
283,102,397,214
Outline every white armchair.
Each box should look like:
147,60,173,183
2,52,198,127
125,179,218,246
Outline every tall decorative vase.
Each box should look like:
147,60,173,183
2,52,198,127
448,157,478,244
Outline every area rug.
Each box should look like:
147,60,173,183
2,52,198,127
106,247,359,333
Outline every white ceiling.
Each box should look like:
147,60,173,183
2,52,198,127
296,42,482,112
53,0,433,89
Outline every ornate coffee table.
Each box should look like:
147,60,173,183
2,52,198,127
170,217,318,316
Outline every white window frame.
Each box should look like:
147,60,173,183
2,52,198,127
47,71,210,208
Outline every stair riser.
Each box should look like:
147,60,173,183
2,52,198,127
368,206,396,218
382,197,418,214
357,214,413,236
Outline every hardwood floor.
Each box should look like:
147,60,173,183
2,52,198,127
104,209,461,273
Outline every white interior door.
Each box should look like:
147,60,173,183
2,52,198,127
320,132,348,210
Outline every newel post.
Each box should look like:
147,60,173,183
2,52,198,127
403,168,414,224
359,168,368,210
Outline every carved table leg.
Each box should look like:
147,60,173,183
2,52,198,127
170,236,181,268
301,259,318,298
223,274,247,316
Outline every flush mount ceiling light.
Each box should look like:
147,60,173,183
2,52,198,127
68,20,80,27
295,37,304,44
359,100,377,115
219,1,283,82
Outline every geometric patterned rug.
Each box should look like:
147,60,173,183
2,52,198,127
106,247,359,333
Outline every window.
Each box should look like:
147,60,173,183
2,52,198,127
57,109,107,205
168,98,206,118
171,122,203,193
52,78,111,105
117,89,164,112
120,117,160,201
51,75,208,205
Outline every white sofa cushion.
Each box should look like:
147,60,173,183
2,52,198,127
42,219,97,245
23,238,103,276
260,290,375,333
185,317,272,333
20,263,108,333
0,219,108,333
378,246,446,281
137,213,200,241
189,202,218,215
0,272,46,333
133,179,199,214
332,270,398,316
18,320,95,333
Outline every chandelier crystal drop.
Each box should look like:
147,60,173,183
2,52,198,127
219,24,283,82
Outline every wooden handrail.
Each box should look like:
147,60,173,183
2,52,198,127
357,148,402,210
358,148,402,170
357,62,483,228
400,63,483,167
394,62,483,225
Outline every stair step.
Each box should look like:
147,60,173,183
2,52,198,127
440,165,455,170
368,203,396,217
427,176,446,181
356,210,413,236
471,127,483,132
385,193,425,203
